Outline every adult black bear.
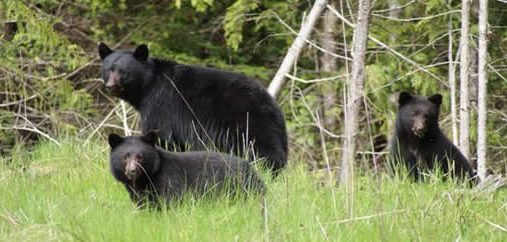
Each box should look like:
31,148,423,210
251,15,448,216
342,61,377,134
389,92,476,181
98,43,287,175
108,131,265,207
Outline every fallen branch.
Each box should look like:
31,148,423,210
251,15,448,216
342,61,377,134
324,209,407,225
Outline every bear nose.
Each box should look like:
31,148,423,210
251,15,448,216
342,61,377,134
125,161,140,180
125,167,139,180
412,126,426,137
105,82,115,90
105,71,121,91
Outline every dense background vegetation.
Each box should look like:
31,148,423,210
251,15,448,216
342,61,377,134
2,0,507,173
2,1,507,241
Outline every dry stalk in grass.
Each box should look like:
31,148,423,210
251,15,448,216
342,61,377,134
323,209,407,225
468,208,507,232
120,100,132,136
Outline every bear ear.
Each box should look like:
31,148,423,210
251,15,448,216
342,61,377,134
108,133,124,149
133,44,149,62
98,42,113,60
142,130,158,146
398,91,413,106
428,94,443,106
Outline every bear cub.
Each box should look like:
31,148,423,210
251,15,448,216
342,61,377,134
98,43,288,176
108,131,265,207
389,92,476,181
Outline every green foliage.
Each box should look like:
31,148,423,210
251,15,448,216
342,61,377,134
0,1,95,151
285,92,319,148
2,0,507,232
2,0,507,172
3,2,86,70
223,0,259,50
190,0,215,12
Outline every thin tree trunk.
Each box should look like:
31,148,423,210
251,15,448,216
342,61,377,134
319,1,338,131
340,0,372,188
459,0,471,159
448,2,458,145
267,0,328,97
477,0,488,181
470,44,479,104
388,0,400,43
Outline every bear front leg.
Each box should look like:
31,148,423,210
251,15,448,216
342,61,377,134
389,138,419,181
125,185,148,209
403,152,420,181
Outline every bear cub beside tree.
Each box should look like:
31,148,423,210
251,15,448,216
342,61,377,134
108,131,265,208
389,92,476,182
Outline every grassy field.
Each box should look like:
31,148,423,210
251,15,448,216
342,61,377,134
0,139,506,241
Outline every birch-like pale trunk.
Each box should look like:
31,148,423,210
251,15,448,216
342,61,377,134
448,2,458,145
477,0,488,181
470,45,479,103
459,0,471,159
319,1,338,130
267,0,328,97
339,0,372,188
388,0,400,43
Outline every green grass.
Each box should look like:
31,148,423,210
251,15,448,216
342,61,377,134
1,139,506,241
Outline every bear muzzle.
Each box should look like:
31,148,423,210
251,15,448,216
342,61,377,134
105,71,123,95
124,158,142,181
411,119,427,138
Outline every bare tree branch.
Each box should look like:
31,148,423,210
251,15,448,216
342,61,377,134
372,10,459,22
267,0,328,97
327,5,444,84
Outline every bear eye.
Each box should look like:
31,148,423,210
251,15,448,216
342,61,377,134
135,153,143,160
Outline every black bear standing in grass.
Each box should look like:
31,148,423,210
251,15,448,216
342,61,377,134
108,131,265,207
98,43,287,175
389,92,476,181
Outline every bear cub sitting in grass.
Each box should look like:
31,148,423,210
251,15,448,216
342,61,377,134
108,131,265,208
389,92,476,182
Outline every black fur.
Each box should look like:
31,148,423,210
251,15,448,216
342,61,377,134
108,132,266,208
389,92,476,181
99,43,288,175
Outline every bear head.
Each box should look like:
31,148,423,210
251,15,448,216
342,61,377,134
396,91,442,138
108,131,161,183
98,43,153,101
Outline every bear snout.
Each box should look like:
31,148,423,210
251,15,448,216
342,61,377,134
105,70,123,94
124,159,141,181
411,119,427,138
